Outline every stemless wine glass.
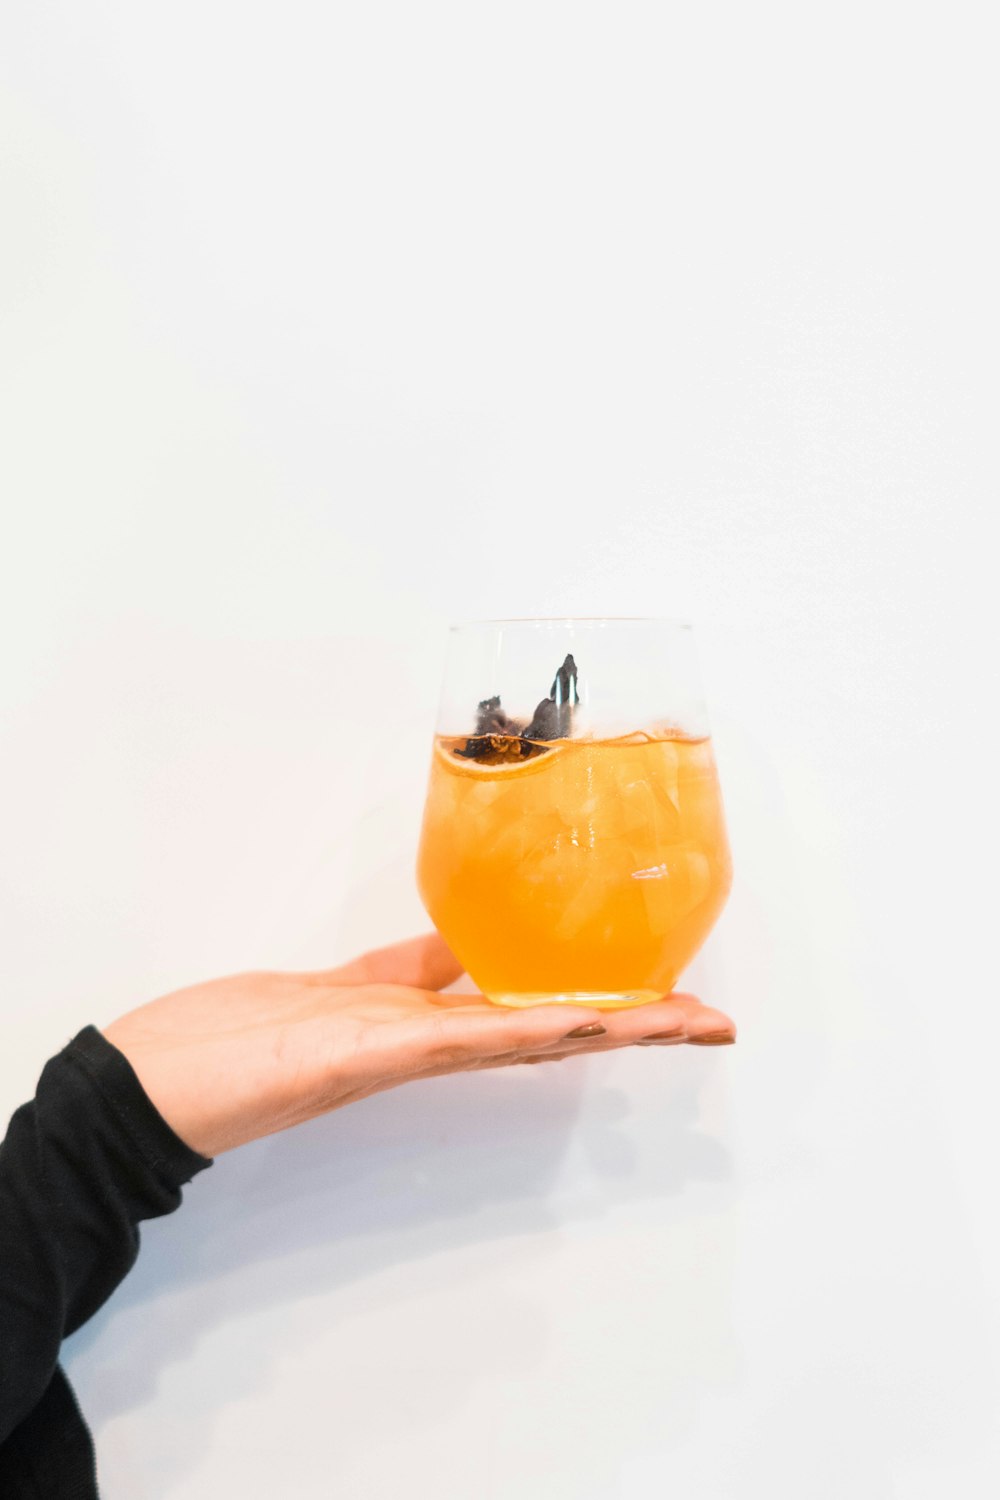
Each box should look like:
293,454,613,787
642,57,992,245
416,619,732,1009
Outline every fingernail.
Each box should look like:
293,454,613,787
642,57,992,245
563,1023,607,1039
639,1029,685,1042
689,1032,735,1046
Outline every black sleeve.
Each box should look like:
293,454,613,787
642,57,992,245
0,1025,212,1496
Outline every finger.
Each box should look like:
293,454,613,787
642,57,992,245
684,1025,737,1045
315,933,464,992
665,994,736,1042
380,999,611,1074
505,994,736,1056
407,991,734,1042
535,997,690,1047
376,1007,734,1084
595,994,735,1044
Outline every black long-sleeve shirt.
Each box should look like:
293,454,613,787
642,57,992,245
0,1026,212,1496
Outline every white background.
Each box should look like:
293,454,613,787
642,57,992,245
2,3,998,1496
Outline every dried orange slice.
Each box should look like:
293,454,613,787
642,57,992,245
434,737,564,779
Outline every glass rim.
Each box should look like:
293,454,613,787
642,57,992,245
449,615,694,632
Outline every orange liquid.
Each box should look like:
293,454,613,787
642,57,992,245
416,732,732,1008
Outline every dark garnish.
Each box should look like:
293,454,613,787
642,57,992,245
474,695,519,737
551,654,579,707
522,654,578,742
452,654,579,765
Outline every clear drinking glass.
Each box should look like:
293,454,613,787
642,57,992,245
416,618,732,1009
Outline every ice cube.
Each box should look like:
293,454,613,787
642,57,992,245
631,843,714,934
552,869,613,942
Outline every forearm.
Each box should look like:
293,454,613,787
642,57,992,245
0,1029,212,1444
0,1094,74,1442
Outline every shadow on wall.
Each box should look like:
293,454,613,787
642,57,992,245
64,1003,733,1493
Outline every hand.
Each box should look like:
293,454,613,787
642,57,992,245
102,935,736,1157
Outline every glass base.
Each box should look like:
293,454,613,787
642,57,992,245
485,989,665,1010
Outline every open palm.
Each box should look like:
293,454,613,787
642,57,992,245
103,933,735,1157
